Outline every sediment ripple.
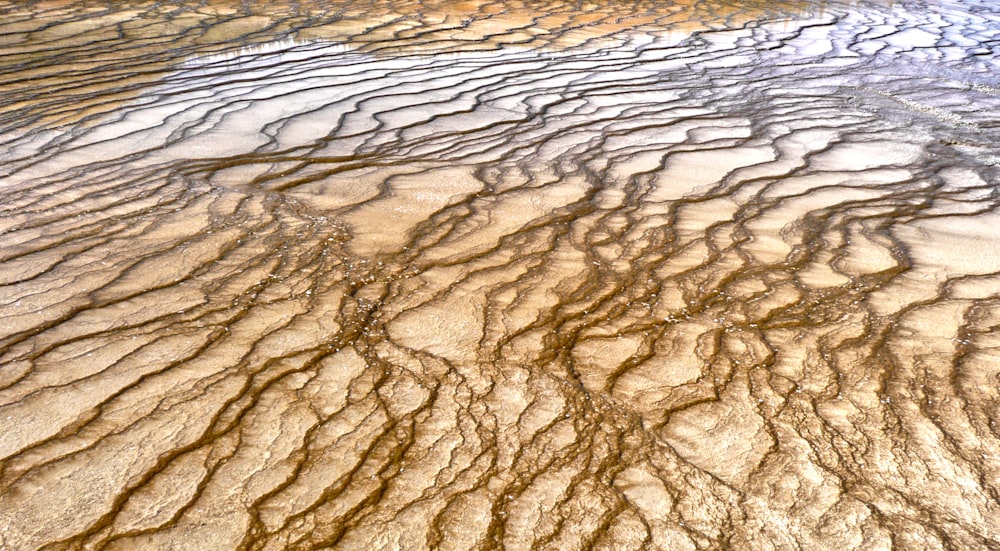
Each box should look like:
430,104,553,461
1,0,999,549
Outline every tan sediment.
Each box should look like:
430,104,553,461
2,0,1000,549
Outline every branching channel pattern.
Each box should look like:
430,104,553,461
1,0,999,549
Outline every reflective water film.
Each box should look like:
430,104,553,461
1,0,999,548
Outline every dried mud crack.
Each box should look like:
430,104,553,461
1,0,1000,549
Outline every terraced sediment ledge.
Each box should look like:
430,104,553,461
1,0,999,549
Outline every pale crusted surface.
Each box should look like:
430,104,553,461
1,0,1000,549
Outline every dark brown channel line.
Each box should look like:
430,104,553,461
1,0,999,549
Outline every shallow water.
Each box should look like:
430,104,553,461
1,0,999,549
